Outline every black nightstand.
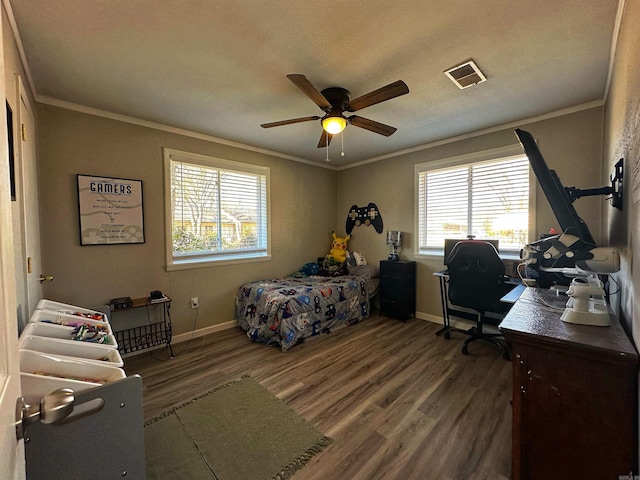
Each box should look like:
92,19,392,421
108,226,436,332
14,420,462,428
379,260,416,320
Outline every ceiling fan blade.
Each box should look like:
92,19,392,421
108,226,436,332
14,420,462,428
347,80,409,112
286,74,332,110
349,116,397,136
317,130,334,148
260,116,320,128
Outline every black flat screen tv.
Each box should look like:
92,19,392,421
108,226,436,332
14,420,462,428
514,128,595,246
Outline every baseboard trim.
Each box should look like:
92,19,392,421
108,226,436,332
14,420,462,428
132,311,490,356
175,313,452,346
415,311,443,325
172,319,238,345
416,311,499,333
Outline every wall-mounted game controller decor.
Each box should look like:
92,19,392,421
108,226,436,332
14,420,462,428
346,203,383,234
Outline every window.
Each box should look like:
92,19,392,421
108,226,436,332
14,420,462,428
164,149,270,269
416,145,532,257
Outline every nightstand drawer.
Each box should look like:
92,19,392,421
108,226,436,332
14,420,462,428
380,261,409,278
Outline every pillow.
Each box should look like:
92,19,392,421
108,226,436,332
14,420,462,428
318,263,349,277
352,251,367,266
348,264,380,279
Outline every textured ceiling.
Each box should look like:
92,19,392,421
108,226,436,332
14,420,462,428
8,0,621,167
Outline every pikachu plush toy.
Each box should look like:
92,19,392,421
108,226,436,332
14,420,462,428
327,231,351,264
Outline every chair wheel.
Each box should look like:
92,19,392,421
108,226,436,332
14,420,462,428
461,345,469,355
444,332,451,340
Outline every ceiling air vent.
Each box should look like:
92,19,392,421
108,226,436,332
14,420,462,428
445,60,487,89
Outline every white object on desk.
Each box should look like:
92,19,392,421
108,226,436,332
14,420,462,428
560,276,610,326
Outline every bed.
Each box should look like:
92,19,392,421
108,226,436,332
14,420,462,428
236,265,379,351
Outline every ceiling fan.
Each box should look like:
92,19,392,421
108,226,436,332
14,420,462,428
260,74,409,148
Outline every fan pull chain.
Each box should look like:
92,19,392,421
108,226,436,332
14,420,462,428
341,131,345,157
326,133,330,162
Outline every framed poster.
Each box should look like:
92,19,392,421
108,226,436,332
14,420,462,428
77,174,145,245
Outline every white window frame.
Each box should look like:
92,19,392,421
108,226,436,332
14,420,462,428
414,144,535,259
163,148,271,271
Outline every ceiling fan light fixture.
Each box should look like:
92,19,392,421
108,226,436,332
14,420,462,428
322,114,347,135
262,75,408,151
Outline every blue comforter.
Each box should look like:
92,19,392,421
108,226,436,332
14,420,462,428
236,274,370,351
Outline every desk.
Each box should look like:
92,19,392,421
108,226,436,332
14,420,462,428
500,287,638,479
433,270,521,338
111,296,173,357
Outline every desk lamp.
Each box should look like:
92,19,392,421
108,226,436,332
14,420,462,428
386,231,402,261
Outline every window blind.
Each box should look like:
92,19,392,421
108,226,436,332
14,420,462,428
170,157,268,261
418,155,529,254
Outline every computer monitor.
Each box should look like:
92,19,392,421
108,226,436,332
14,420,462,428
444,238,499,264
514,128,595,246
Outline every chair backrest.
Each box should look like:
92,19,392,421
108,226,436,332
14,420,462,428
445,240,508,313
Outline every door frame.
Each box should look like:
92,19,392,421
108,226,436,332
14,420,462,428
0,6,26,478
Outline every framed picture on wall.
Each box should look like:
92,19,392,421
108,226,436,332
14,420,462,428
77,174,145,245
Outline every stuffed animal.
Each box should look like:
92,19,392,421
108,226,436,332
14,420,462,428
301,262,319,276
327,231,351,264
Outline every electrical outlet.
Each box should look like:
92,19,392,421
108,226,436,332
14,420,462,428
190,297,199,309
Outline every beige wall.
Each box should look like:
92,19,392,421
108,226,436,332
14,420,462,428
1,2,621,337
35,103,606,333
603,0,640,342
36,105,337,336
338,107,604,321
602,0,640,465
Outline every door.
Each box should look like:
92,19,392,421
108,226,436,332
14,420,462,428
17,77,43,318
9,97,28,331
9,75,41,334
0,15,26,480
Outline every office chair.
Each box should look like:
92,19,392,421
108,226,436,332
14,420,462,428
445,240,512,360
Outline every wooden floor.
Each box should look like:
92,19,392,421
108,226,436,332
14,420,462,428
125,311,513,480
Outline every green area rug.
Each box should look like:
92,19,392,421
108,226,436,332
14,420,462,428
144,376,331,480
